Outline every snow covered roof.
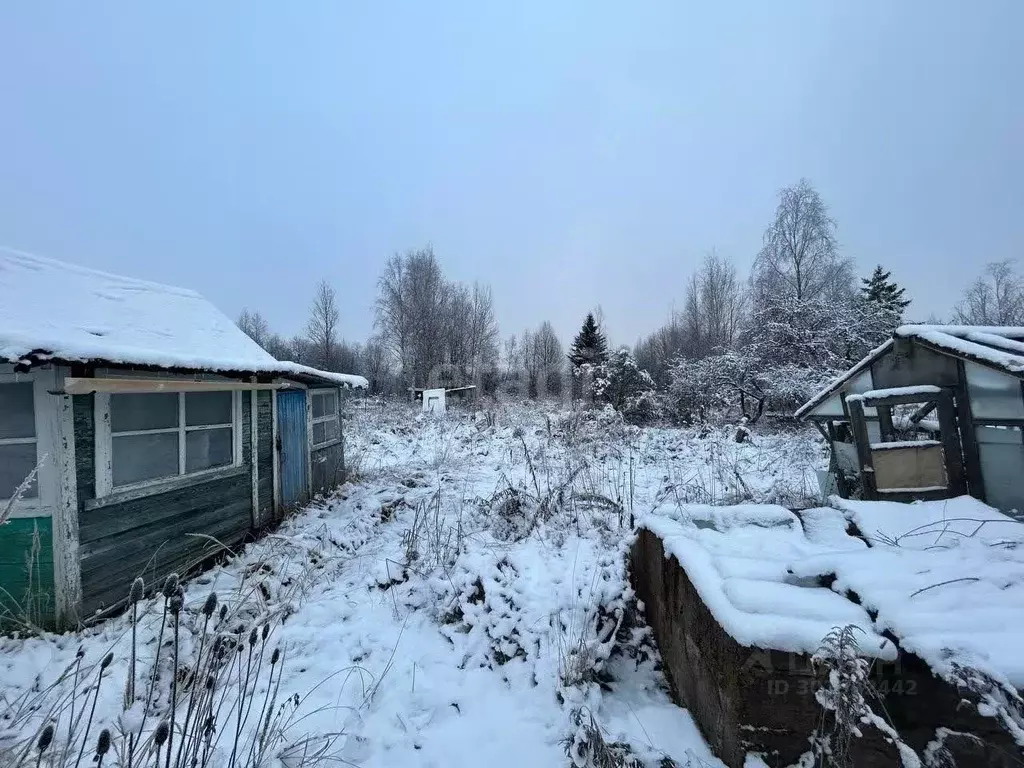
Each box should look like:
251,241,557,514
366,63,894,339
894,325,1024,375
0,247,367,388
641,496,1024,689
796,325,1024,420
793,339,893,419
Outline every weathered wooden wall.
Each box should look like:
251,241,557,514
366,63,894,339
311,441,344,495
78,471,251,615
74,393,257,616
257,391,274,523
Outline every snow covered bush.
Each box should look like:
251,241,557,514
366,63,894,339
593,348,659,424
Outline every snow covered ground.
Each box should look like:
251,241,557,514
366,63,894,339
0,402,824,767
6,400,1022,767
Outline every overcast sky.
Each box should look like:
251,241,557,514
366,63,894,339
1,2,1022,347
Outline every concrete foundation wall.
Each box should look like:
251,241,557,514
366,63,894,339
630,528,1019,767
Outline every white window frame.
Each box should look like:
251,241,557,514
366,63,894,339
309,388,341,449
95,390,243,498
0,373,43,508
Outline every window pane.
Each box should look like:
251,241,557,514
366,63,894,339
313,418,338,446
112,432,179,486
0,382,36,439
324,417,339,442
808,393,844,418
185,391,233,426
0,442,38,499
312,391,335,419
186,427,233,472
111,393,179,433
966,361,1024,420
844,370,877,417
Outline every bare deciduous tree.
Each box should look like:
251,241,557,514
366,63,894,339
522,321,563,398
466,282,500,378
375,246,500,388
752,179,853,305
237,309,270,349
953,260,1024,326
307,279,340,370
360,335,393,394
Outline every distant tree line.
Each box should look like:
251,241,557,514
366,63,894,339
236,177,1024,421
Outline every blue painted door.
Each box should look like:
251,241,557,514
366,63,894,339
277,390,309,507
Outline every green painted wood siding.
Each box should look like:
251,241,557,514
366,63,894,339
0,517,54,627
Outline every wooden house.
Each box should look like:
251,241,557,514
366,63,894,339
797,325,1024,516
0,248,366,627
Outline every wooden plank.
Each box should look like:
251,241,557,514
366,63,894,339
257,392,274,523
79,517,248,615
79,471,249,543
80,500,250,576
936,388,967,496
847,399,877,500
81,507,249,585
64,378,291,395
271,388,280,516
861,393,939,407
73,395,95,502
53,387,82,626
955,360,985,500
250,379,259,526
909,401,937,425
877,405,895,441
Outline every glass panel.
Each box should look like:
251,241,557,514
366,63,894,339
323,418,339,442
186,427,233,472
185,391,233,426
111,393,179,433
312,391,335,419
808,393,844,418
844,370,876,416
975,425,1024,517
313,418,339,446
965,361,1024,420
0,382,36,439
866,420,882,443
0,442,38,499
112,432,179,486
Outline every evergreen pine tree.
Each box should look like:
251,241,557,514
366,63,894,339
568,312,608,369
860,265,911,315
858,265,912,348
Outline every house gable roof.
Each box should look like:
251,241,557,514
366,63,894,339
793,339,893,419
0,247,367,388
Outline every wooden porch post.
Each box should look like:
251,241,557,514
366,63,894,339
847,398,877,500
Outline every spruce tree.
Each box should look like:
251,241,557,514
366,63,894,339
860,265,911,315
568,312,608,369
858,265,911,348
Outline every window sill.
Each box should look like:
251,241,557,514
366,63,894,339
85,464,248,511
311,438,342,452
